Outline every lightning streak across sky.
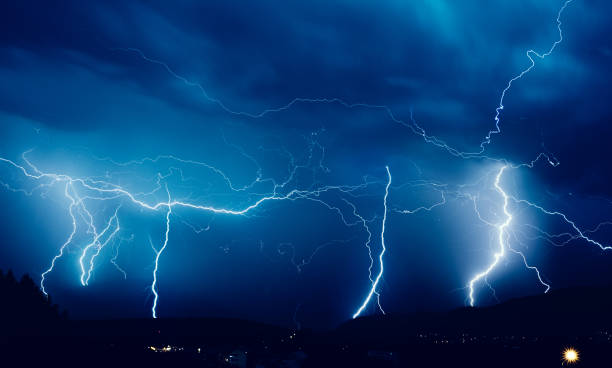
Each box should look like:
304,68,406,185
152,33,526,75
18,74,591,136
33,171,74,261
353,166,391,319
108,0,580,311
151,186,172,319
463,0,608,306
79,206,121,286
468,166,512,307
40,182,77,296
1,0,610,324
483,0,574,154
0,142,383,318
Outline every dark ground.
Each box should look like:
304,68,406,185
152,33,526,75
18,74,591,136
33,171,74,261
1,270,611,367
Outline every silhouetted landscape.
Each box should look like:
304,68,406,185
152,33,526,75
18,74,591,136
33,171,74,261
1,269,610,367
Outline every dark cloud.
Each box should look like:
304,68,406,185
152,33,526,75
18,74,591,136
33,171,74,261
0,0,610,327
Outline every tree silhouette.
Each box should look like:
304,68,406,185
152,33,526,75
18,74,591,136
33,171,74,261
0,269,66,336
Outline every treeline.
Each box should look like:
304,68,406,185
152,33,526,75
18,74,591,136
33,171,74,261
0,269,66,336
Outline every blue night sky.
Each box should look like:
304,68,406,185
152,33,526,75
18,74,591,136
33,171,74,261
0,0,611,328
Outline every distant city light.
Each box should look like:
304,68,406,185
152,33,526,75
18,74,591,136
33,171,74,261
148,345,183,353
563,347,579,364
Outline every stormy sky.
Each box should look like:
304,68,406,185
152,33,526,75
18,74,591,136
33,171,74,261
0,0,611,328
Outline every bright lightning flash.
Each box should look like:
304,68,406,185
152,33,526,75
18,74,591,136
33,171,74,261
468,166,511,306
2,0,609,324
0,140,384,319
353,166,391,319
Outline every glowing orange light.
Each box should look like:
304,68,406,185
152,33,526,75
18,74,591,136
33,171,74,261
563,347,579,364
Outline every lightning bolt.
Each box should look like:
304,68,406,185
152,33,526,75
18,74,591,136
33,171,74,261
483,0,574,153
468,166,512,306
40,182,78,296
79,206,121,286
344,199,385,314
465,0,576,305
353,166,391,319
466,165,563,306
151,186,172,319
